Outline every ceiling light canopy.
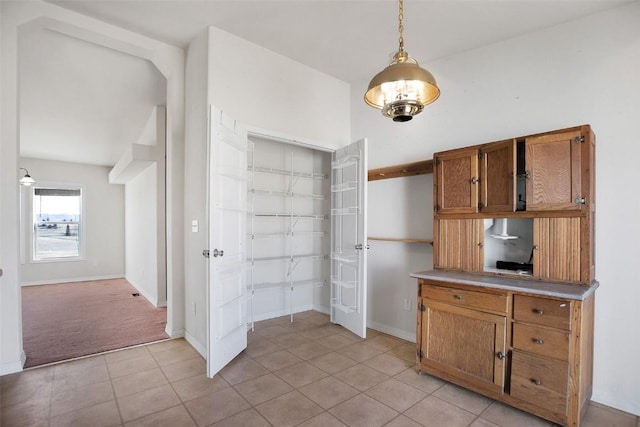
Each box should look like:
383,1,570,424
364,0,440,122
19,167,35,186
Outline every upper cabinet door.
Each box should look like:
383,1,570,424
434,219,484,272
525,130,583,211
480,140,516,213
434,147,480,215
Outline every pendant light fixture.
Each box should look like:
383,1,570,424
364,0,440,122
19,167,35,186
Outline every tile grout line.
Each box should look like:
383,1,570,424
242,330,422,426
155,350,199,427
9,315,634,426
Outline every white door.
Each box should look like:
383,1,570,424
207,107,248,377
330,139,368,338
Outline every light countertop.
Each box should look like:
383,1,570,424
411,270,598,300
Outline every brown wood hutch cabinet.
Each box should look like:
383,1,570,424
413,124,597,427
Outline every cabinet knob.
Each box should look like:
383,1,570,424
531,378,542,386
533,338,544,345
471,177,479,184
533,308,544,316
497,351,506,360
454,294,463,300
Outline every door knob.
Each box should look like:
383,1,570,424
212,249,224,257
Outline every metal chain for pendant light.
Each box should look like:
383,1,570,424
398,0,405,52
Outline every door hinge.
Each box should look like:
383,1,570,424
573,136,586,143
575,197,586,205
478,152,484,159
420,303,426,312
202,249,210,258
434,204,440,213
478,202,484,209
417,349,424,359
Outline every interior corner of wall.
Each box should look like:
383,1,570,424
165,325,185,339
184,330,206,358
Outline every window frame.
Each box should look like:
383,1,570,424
31,183,85,263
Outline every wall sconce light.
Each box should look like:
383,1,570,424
19,168,35,186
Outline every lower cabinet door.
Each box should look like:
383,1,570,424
418,299,507,394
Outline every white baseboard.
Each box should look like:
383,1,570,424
251,304,315,323
21,275,124,287
0,351,26,376
184,331,206,358
126,280,159,307
312,304,330,315
367,321,416,343
312,305,415,343
165,326,185,339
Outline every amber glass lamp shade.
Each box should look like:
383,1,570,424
364,51,440,122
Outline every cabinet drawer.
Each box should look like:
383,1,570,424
514,295,571,330
512,323,569,361
511,351,568,415
421,284,508,314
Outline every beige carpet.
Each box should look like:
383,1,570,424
22,278,169,368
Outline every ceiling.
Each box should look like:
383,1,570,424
20,27,166,167
19,0,632,166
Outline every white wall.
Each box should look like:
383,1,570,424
1,1,185,374
20,158,124,284
352,3,640,415
183,26,351,353
125,163,163,306
207,26,350,147
183,30,209,352
366,174,433,341
123,106,166,307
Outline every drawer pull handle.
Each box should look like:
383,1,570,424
497,351,506,360
533,308,544,315
533,338,544,345
454,295,463,300
531,378,542,386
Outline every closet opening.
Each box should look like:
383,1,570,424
246,135,332,326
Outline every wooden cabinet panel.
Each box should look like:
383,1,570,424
525,130,583,211
512,323,569,361
419,300,506,394
434,147,479,214
514,295,571,331
424,125,595,425
421,283,507,314
435,219,483,272
511,351,568,416
533,217,581,283
415,277,595,427
480,140,516,213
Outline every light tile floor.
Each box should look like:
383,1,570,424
1,310,638,426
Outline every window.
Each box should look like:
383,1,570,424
32,187,83,261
